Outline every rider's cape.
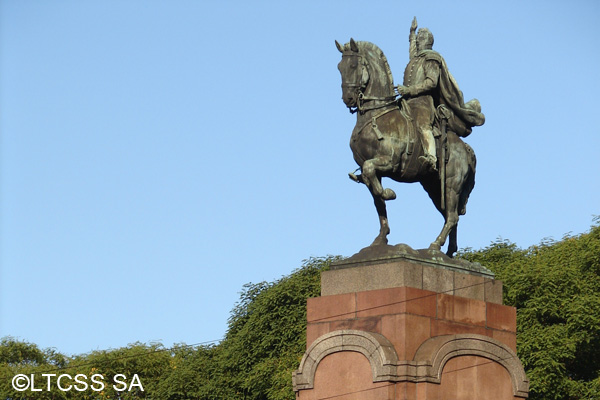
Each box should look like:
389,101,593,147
422,50,485,137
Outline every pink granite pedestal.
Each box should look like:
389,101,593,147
293,254,529,400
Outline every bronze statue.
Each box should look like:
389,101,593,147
336,17,484,257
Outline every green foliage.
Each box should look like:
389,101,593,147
0,339,173,399
153,255,338,400
0,256,336,400
154,344,231,399
459,221,600,400
3,226,599,400
0,337,49,366
74,342,172,399
211,256,337,400
0,338,68,400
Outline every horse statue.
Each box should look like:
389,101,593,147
336,39,476,257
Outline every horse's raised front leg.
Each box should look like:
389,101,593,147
370,186,390,246
361,157,396,200
360,156,395,246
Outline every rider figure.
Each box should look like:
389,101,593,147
396,17,485,171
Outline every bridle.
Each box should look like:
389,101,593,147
341,52,398,114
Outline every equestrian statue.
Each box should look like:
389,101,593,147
336,17,485,257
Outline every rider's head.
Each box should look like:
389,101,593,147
416,28,434,51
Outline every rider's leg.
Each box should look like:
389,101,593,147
408,97,437,171
420,126,437,168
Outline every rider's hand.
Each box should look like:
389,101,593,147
410,17,418,33
396,85,411,97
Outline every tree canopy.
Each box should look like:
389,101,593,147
1,222,599,399
458,220,600,399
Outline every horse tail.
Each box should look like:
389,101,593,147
458,142,476,216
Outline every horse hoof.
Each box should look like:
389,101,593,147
348,172,363,183
382,188,396,200
371,237,388,247
428,243,441,251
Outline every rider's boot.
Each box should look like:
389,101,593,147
419,127,438,171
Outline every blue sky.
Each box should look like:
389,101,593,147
1,0,598,356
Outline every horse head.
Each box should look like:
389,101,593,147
336,39,395,114
336,39,369,112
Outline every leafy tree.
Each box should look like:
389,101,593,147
2,226,599,400
0,337,69,399
459,220,600,399
201,256,337,400
0,337,48,367
154,343,234,399
70,342,171,399
0,339,172,399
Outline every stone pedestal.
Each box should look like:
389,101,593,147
293,249,529,399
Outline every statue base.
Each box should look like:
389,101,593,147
332,243,494,276
293,249,529,399
323,244,499,301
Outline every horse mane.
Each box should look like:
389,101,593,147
344,41,395,89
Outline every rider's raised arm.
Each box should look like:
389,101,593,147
409,17,418,59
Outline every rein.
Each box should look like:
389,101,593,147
351,91,398,114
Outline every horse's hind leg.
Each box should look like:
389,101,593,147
429,189,459,255
447,224,458,257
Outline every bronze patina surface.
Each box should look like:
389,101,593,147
336,17,484,257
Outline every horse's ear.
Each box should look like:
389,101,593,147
350,38,359,52
335,40,344,53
